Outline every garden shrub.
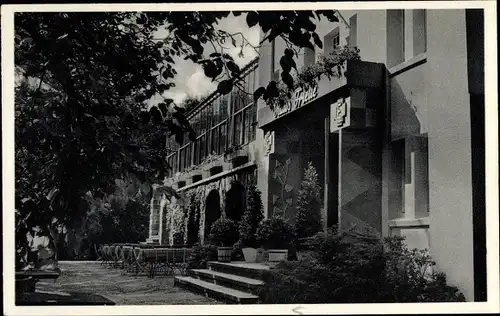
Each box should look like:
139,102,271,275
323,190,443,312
239,185,264,248
379,235,466,302
186,243,218,269
258,230,466,303
173,231,184,246
255,216,296,249
231,240,245,261
294,162,322,242
209,218,239,246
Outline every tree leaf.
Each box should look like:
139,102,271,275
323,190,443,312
246,11,259,28
312,32,323,49
217,79,233,95
253,87,266,102
226,60,240,75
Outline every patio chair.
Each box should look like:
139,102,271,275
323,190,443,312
93,244,103,263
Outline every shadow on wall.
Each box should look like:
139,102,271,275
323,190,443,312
390,73,423,140
341,183,382,233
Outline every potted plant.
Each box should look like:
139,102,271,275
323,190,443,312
239,185,264,262
224,144,248,166
256,216,295,262
209,218,239,262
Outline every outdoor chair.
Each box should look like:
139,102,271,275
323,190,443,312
93,244,103,263
101,245,110,266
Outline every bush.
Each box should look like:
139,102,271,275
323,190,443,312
258,231,466,303
295,162,322,241
209,218,239,246
173,231,184,246
186,244,218,269
239,185,264,248
256,216,296,249
379,235,466,302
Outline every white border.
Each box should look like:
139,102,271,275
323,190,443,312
2,2,499,315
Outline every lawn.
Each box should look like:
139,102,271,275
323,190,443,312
31,261,218,305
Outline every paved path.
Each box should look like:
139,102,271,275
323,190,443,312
33,261,218,305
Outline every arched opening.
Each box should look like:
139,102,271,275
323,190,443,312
225,182,246,222
187,195,200,247
204,190,221,241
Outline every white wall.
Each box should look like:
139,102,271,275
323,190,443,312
426,9,474,301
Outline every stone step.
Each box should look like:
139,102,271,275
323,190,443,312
174,276,259,304
189,269,264,294
207,261,274,281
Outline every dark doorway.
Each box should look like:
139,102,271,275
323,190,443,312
327,132,339,227
187,197,200,247
225,182,246,222
204,190,221,241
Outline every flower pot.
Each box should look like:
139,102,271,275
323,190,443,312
242,247,257,262
268,249,288,262
217,246,232,262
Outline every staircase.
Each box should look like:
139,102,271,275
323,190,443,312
174,261,274,304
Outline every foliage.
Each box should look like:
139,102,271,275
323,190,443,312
173,231,185,246
15,10,345,257
238,185,264,248
208,218,239,247
185,191,202,246
178,94,206,114
255,216,296,249
269,46,360,110
379,235,466,302
186,244,218,269
231,239,245,261
295,162,322,241
258,231,466,303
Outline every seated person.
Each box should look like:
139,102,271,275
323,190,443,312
22,225,58,271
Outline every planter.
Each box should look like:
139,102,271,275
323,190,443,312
190,171,203,183
242,247,258,262
217,246,232,262
226,148,249,165
268,249,289,262
202,161,223,178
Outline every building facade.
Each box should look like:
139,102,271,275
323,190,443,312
148,9,485,301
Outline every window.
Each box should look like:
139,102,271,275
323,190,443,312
388,136,429,220
413,9,427,56
348,14,358,48
387,9,427,69
271,39,276,74
165,62,258,178
332,34,340,48
386,10,405,68
324,27,340,56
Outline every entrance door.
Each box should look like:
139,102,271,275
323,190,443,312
327,132,339,228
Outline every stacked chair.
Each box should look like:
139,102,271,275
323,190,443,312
94,243,192,278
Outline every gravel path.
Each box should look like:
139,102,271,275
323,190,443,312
34,261,218,305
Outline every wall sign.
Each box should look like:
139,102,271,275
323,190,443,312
272,85,319,118
330,97,350,132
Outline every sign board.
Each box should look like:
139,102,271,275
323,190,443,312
272,85,319,118
330,97,350,132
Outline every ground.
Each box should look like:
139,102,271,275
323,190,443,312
31,261,218,305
